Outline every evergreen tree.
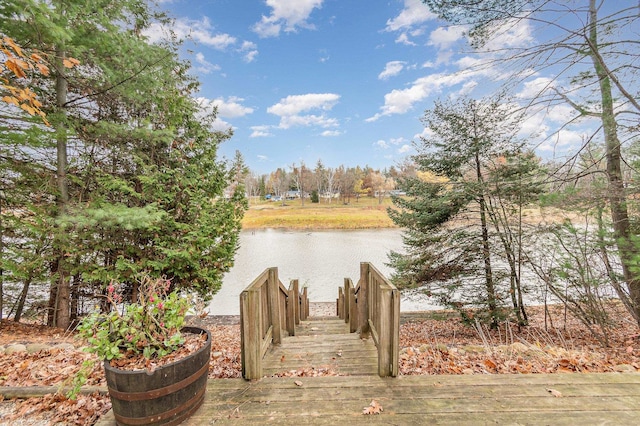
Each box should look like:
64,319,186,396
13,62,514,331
0,0,245,327
389,96,532,326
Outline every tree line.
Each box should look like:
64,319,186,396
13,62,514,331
244,162,402,205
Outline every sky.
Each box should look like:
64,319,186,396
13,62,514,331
145,0,599,175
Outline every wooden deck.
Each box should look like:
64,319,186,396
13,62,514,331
262,316,378,376
96,316,640,425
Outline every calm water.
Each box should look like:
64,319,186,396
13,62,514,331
206,228,438,315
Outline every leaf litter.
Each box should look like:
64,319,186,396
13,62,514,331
1,304,640,424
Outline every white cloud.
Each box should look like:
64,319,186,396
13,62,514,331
395,33,417,46
538,129,586,152
518,112,549,140
547,104,578,124
257,155,269,162
196,96,254,131
321,130,341,137
398,144,413,154
280,114,338,129
379,61,406,80
375,140,390,149
268,93,339,116
239,41,259,63
390,137,405,145
194,52,220,74
143,17,258,62
252,0,324,38
414,127,434,140
251,125,274,138
366,72,467,121
428,26,466,49
517,77,555,99
480,18,533,52
385,0,436,32
455,80,478,97
197,96,254,118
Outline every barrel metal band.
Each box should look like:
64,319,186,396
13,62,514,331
113,385,206,426
108,361,209,402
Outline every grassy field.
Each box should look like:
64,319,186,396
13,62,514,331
241,197,398,230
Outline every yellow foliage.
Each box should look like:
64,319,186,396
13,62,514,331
416,170,449,184
0,36,77,125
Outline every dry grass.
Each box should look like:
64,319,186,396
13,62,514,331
242,197,397,229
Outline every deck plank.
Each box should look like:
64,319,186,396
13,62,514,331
94,315,640,425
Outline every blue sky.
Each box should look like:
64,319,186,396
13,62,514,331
146,0,598,175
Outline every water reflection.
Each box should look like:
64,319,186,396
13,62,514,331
206,228,438,315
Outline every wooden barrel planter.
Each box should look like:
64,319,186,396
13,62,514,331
104,326,211,426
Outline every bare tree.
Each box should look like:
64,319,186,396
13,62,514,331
424,0,640,326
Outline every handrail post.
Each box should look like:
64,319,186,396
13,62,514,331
359,262,370,338
287,280,296,336
343,278,350,323
378,287,392,376
337,287,344,319
268,267,282,345
293,279,300,325
302,287,309,320
349,282,358,333
240,289,262,380
391,287,400,377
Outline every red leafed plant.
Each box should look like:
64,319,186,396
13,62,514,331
76,275,190,361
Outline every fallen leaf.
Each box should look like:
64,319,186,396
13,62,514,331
627,346,634,354
294,380,303,387
363,399,383,415
484,359,497,370
546,388,562,397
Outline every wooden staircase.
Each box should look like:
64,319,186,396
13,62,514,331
262,316,378,377
240,264,399,380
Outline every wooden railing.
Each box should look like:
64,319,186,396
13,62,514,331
240,267,308,380
337,262,399,377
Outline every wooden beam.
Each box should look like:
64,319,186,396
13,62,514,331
268,268,282,345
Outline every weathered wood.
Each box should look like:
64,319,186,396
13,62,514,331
260,325,273,358
267,268,282,345
278,279,288,334
95,372,640,425
286,282,295,336
262,318,379,377
343,278,350,323
0,386,107,399
240,289,262,380
337,287,344,319
104,327,210,426
349,284,358,333
358,263,370,337
390,288,400,377
292,279,300,325
301,287,309,320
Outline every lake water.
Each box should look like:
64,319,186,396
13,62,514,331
206,228,439,315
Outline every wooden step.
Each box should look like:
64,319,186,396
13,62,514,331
262,317,378,377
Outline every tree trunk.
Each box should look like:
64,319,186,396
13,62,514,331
0,193,3,321
475,150,498,327
588,0,640,326
49,45,71,330
13,275,34,322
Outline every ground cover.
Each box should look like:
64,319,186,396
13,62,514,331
1,303,638,424
241,197,397,229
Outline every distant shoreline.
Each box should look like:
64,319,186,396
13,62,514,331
241,198,398,230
